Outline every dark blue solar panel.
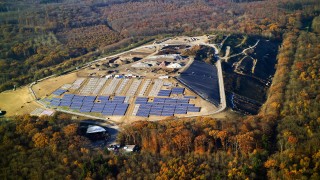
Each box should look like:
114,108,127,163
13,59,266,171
52,89,67,96
159,90,171,92
162,109,174,112
135,98,147,101
136,97,148,103
83,96,96,102
161,113,173,116
153,104,164,108
171,92,181,94
60,102,72,107
187,107,201,112
113,112,125,116
51,98,61,101
177,99,189,103
177,104,189,107
111,101,123,103
93,104,105,107
115,108,128,111
104,103,115,107
80,109,91,113
71,101,82,105
158,90,171,96
73,96,85,101
61,99,72,103
158,94,170,96
102,112,113,115
44,98,52,102
70,106,81,109
82,103,94,106
91,108,103,113
72,98,84,101
63,94,75,99
139,105,152,108
154,99,165,103
136,97,148,99
136,113,149,117
98,96,109,100
184,96,196,99
103,108,115,112
113,96,126,101
50,101,60,106
135,102,147,104
150,111,161,115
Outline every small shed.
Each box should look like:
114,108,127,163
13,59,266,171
123,145,138,152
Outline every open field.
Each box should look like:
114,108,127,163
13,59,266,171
0,87,40,116
33,72,78,98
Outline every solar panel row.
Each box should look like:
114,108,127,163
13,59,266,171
52,89,67,96
135,97,190,104
135,103,201,117
157,88,185,96
49,94,129,116
158,89,171,96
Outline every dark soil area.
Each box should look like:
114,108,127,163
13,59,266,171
177,60,220,106
221,36,278,114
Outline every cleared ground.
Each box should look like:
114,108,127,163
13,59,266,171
33,72,78,98
0,87,40,116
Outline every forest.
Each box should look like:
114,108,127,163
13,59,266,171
0,0,319,179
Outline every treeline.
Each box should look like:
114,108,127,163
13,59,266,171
119,116,275,155
0,114,276,179
263,30,320,179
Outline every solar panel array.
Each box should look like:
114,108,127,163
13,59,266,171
70,78,86,90
157,87,185,96
135,97,200,117
138,79,151,96
158,90,171,96
171,87,185,94
49,94,129,116
149,79,163,96
126,79,142,96
115,79,130,95
79,78,107,95
101,78,121,95
52,89,67,96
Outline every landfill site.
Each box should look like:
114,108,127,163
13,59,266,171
36,36,224,123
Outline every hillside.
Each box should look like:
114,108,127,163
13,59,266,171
0,0,317,92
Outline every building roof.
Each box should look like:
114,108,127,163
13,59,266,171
86,125,106,134
124,145,136,151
